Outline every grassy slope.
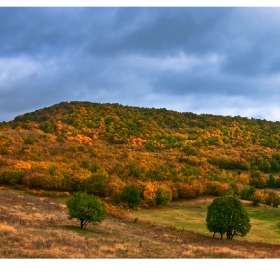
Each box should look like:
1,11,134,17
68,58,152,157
128,197,280,244
1,186,280,258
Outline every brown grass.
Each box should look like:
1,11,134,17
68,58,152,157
1,188,280,258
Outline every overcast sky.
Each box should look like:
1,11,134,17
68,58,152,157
2,7,280,121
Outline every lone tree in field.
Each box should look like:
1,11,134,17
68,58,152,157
206,195,251,240
66,192,106,229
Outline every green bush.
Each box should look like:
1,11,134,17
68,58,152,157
0,168,26,185
251,193,262,206
24,136,38,145
120,186,141,209
155,185,172,206
240,185,255,200
84,169,109,196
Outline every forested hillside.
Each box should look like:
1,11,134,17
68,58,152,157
1,101,280,207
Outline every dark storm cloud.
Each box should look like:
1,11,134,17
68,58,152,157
89,8,230,57
1,7,280,122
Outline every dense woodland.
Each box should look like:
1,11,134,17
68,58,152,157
1,101,280,207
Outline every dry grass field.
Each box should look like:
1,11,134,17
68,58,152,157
1,186,280,258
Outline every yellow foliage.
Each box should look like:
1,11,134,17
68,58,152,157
143,182,156,206
237,173,249,185
105,204,127,219
104,175,125,202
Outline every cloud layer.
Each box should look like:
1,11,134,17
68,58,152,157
1,7,280,121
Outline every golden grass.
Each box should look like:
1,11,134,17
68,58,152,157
1,189,280,258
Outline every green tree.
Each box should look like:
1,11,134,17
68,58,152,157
267,174,276,188
240,185,255,200
264,190,280,208
206,195,251,239
155,185,172,206
250,171,267,188
85,169,109,196
120,186,141,209
66,192,106,229
260,160,271,173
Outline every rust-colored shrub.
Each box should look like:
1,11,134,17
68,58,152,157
171,182,200,199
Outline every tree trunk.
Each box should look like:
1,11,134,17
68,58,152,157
80,218,84,229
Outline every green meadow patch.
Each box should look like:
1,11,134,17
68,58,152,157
129,197,280,244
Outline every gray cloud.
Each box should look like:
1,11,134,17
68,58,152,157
89,8,230,57
1,7,280,122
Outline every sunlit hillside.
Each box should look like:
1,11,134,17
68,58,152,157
1,101,280,206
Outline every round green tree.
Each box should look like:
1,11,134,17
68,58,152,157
84,169,109,196
155,185,172,206
120,185,141,209
206,195,251,239
66,192,106,228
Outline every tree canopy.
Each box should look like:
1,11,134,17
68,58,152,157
120,186,141,209
66,191,106,228
206,195,251,239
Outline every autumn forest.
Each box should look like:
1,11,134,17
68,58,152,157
1,101,280,208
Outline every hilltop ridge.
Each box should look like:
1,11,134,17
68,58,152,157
1,101,280,204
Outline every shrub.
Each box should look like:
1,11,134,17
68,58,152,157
171,182,199,199
155,185,172,206
22,172,52,189
104,175,125,204
240,185,255,200
120,185,141,209
251,191,263,206
84,169,109,196
263,191,280,208
0,168,26,185
249,171,267,188
204,180,230,196
24,136,38,145
143,182,157,206
169,184,179,200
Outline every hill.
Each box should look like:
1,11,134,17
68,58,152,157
1,101,280,205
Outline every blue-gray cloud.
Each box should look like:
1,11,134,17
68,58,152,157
1,7,280,122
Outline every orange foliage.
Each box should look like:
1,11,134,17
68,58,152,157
205,180,230,196
49,135,56,143
14,162,31,170
27,122,39,129
171,182,200,199
56,120,63,131
143,182,157,206
67,135,92,145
